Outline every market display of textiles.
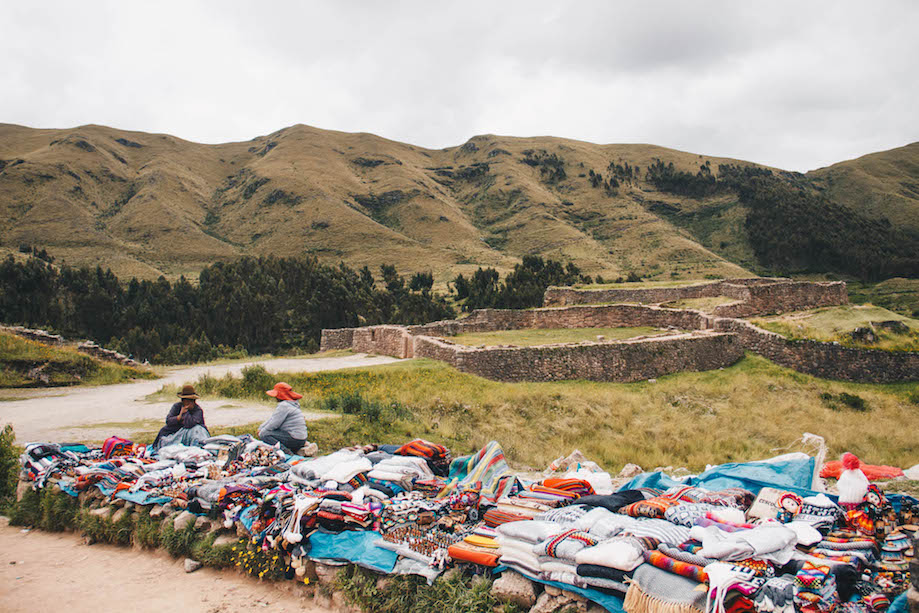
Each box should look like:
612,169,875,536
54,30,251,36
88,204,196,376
17,436,918,613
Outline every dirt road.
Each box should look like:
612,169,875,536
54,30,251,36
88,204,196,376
0,354,400,443
0,518,333,612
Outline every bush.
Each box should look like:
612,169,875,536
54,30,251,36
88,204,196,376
820,392,870,412
160,521,199,558
0,424,19,502
8,485,78,531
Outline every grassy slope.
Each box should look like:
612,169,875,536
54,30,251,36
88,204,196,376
808,142,919,233
448,326,662,347
0,123,759,283
0,331,154,387
752,305,919,351
167,357,919,473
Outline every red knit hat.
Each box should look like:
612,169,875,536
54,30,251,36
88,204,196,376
266,382,302,401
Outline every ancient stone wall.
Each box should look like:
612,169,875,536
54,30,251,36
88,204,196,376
412,335,460,367
351,325,412,358
543,278,847,318
455,332,742,383
713,318,919,383
319,328,355,351
1,325,65,345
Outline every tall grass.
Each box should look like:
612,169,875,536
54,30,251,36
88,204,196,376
189,356,919,472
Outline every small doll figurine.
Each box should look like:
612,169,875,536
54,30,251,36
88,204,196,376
776,492,803,523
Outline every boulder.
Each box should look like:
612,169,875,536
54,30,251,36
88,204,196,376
172,510,196,531
184,558,202,573
313,562,339,586
194,516,212,531
490,570,539,609
236,522,251,539
149,505,165,519
111,507,130,523
617,463,643,479
873,320,910,334
849,327,878,344
15,480,31,502
213,534,239,548
90,506,111,517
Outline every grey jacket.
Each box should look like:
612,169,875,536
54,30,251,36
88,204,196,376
258,400,308,440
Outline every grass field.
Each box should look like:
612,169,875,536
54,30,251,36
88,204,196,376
167,355,919,474
446,327,663,347
752,305,919,351
660,296,739,312
0,332,156,388
849,278,919,318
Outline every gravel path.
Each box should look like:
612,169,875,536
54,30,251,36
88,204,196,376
0,519,332,612
0,354,400,443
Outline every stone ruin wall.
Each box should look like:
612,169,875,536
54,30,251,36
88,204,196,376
543,278,848,319
321,299,919,383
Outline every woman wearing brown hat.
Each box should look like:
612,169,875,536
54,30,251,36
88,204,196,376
151,384,210,450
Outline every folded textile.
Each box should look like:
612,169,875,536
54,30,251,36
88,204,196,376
645,549,709,583
448,541,500,566
575,490,646,512
542,477,595,496
625,562,709,613
573,506,639,538
534,529,600,562
667,503,719,528
621,496,682,519
539,504,591,524
793,562,837,612
624,518,692,546
437,440,513,501
484,508,532,527
575,536,647,571
576,563,630,582
692,523,797,565
658,543,717,567
496,519,562,544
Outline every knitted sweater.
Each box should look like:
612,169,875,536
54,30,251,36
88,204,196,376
258,400,308,440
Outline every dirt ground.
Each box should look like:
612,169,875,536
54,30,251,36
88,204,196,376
0,518,336,612
0,353,400,443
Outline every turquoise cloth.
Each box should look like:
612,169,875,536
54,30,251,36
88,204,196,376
620,456,818,497
115,490,171,506
308,530,398,574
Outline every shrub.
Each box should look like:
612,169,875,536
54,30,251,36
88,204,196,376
160,521,199,558
821,392,870,412
0,424,19,502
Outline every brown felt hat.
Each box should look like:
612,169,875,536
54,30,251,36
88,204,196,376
177,384,199,399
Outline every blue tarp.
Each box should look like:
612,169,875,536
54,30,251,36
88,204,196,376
115,490,172,506
620,455,819,497
308,529,398,574
494,566,626,613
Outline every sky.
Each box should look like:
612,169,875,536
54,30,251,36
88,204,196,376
2,1,918,172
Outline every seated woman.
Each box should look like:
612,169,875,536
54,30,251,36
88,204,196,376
258,382,308,454
151,385,210,450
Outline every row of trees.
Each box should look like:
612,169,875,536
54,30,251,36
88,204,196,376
0,256,454,363
452,255,601,311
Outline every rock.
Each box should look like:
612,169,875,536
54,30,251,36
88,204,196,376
194,516,211,531
161,503,175,515
313,562,339,586
491,570,538,609
849,327,878,344
90,507,111,517
184,558,202,573
544,585,562,597
111,507,130,523
529,592,563,613
124,502,135,511
874,320,910,334
111,498,125,508
236,522,251,539
297,442,319,457
213,534,239,548
149,505,165,519
617,463,643,479
172,510,196,531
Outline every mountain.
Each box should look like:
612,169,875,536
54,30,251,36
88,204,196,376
0,123,916,283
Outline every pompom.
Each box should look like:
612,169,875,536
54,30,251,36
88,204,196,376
842,452,861,471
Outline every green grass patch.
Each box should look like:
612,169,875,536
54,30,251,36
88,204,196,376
447,326,663,347
334,565,520,613
0,332,157,388
660,296,739,312
184,356,919,472
752,305,919,351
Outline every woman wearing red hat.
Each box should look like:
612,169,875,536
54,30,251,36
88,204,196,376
258,382,308,454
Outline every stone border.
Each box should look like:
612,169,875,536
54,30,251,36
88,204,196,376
321,302,919,383
543,278,848,318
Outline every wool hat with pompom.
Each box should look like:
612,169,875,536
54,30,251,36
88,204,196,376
837,452,869,505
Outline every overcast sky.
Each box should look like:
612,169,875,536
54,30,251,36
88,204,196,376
3,1,917,171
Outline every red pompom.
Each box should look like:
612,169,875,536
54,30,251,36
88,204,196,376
842,452,861,471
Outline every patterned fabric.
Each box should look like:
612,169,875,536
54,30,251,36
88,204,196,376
538,503,591,524
644,549,709,583
699,487,756,509
754,576,796,613
535,529,600,561
657,543,716,567
542,477,595,496
665,502,718,527
622,518,692,546
620,496,681,519
437,440,513,502
794,562,837,613
528,484,581,501
483,508,531,527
